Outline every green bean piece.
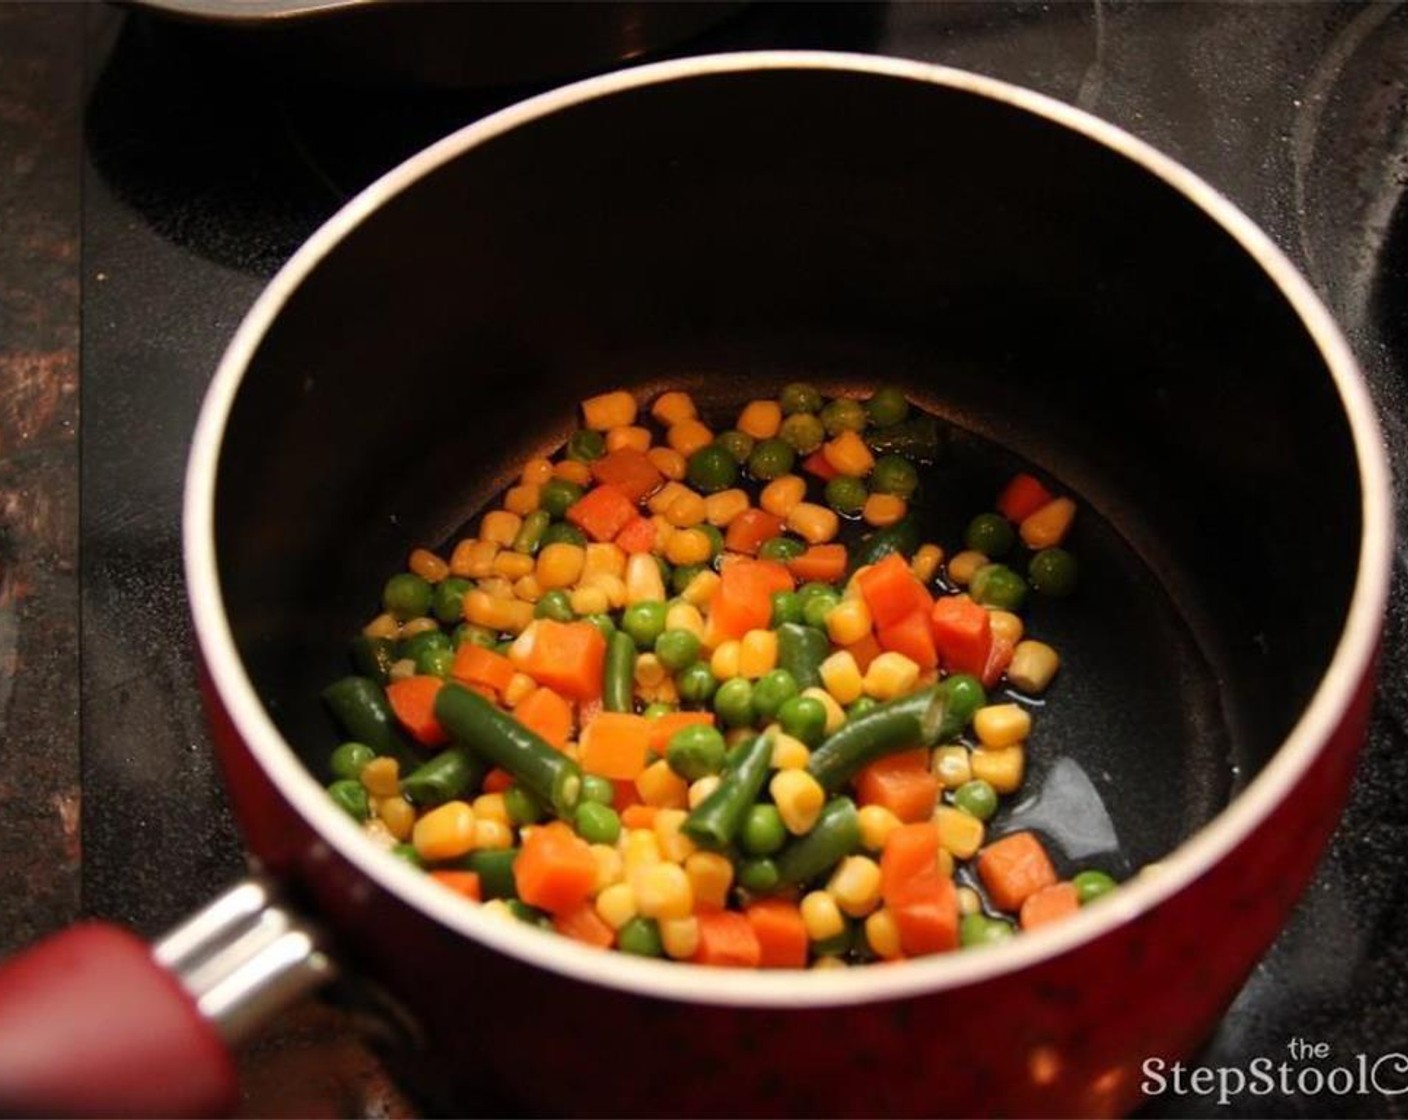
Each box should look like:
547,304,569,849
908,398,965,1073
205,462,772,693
965,513,1016,558
584,613,616,641
328,779,370,821
566,429,605,462
434,683,582,817
330,741,376,781
676,662,718,705
824,476,868,516
806,685,952,792
539,478,585,519
687,444,738,494
780,382,823,415
775,797,861,886
432,577,473,624
970,563,1028,611
541,521,587,548
715,429,755,464
666,724,727,782
779,413,825,454
1073,869,1118,904
775,622,829,691
863,415,941,464
848,517,920,573
322,677,420,769
618,917,664,957
383,573,432,621
400,747,483,808
1029,548,1079,597
870,455,918,499
603,631,637,713
350,635,397,684
461,848,519,899
513,510,551,556
682,732,775,850
864,386,911,427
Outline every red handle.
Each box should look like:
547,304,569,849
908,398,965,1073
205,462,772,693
0,923,238,1118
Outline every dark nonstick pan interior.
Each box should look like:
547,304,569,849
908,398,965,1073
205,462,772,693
211,64,1361,877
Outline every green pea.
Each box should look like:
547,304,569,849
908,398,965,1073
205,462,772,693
618,916,664,957
513,510,550,556
715,429,755,464
770,590,804,627
541,522,587,548
847,696,879,721
1029,548,1079,597
965,512,1015,558
714,677,756,729
400,629,451,662
801,590,840,629
622,601,668,649
752,669,799,721
797,581,837,604
758,536,806,563
494,640,514,657
737,856,781,893
391,843,426,869
970,563,1028,611
953,779,998,821
329,742,375,781
585,613,616,641
642,702,677,720
383,572,432,621
432,577,473,624
869,455,918,499
416,645,454,678
566,428,605,462
581,774,616,806
941,674,987,730
778,695,828,746
328,778,370,820
812,922,854,957
740,803,787,855
504,784,545,826
865,386,911,427
575,801,622,845
666,724,728,781
824,475,868,515
698,523,725,559
653,628,700,672
780,382,823,415
687,444,739,494
821,398,867,436
1073,869,1118,904
539,478,585,519
452,622,496,649
677,662,718,705
534,588,576,622
666,564,700,597
780,412,826,454
960,913,1014,947
747,438,796,481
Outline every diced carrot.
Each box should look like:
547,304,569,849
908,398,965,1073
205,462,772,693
977,831,1058,913
620,803,658,829
590,448,664,504
482,767,514,794
845,632,883,673
1020,882,1081,931
612,779,643,814
981,632,1015,690
744,899,809,969
566,483,638,542
996,472,1054,523
647,711,716,753
855,749,940,824
523,619,606,701
579,696,604,727
724,508,785,556
888,871,959,955
429,870,482,902
615,515,658,555
801,449,839,480
514,821,599,914
787,543,847,584
553,901,616,949
876,610,938,671
706,559,795,643
385,675,448,746
515,686,574,749
578,712,652,780
857,553,934,629
691,910,762,968
451,644,516,695
880,821,942,904
930,594,993,678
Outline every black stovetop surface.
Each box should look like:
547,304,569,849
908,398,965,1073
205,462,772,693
78,3,1408,1116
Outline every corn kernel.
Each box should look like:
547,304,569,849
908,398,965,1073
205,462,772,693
1008,640,1061,694
648,446,687,481
646,481,691,516
412,800,476,861
932,745,972,789
770,733,811,770
823,429,874,477
935,805,984,859
665,601,705,639
570,585,610,616
408,548,449,584
668,419,714,457
633,862,694,920
703,488,750,528
863,651,921,700
801,687,845,734
493,550,535,580
606,425,651,454
653,809,696,863
503,673,537,707
826,597,873,647
665,527,712,566
362,818,397,851
827,855,883,917
463,590,534,634
688,775,721,809
503,484,540,516
472,793,509,825
858,806,905,855
554,458,593,486
937,848,955,878
462,539,503,579
387,658,416,683
360,756,400,798
376,795,415,841
947,549,988,586
1020,496,1076,549
665,489,708,528
738,399,783,440
710,639,742,680
473,818,513,850
362,612,400,640
864,908,904,960
621,827,661,870
476,576,514,600
956,886,982,917
595,882,638,929
481,509,522,547
771,769,826,834
759,474,807,518
591,844,625,893
651,390,697,426
582,389,638,431
801,890,846,941
974,703,1031,748
660,915,700,959
819,650,864,705
638,675,679,706
862,493,907,527
624,552,667,605
634,653,667,689
787,502,840,544
520,456,554,486
400,616,440,638
812,955,849,970
636,759,689,809
580,571,627,610
481,899,515,922
583,542,627,579
738,629,779,679
989,610,1024,645
971,746,1025,794
537,542,586,589
682,569,721,607
911,543,944,584
685,851,734,910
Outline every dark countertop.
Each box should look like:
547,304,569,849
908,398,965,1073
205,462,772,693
3,2,1407,1116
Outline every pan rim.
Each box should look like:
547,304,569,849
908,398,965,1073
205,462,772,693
183,49,1394,1007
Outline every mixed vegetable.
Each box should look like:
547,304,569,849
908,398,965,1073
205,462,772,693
321,385,1117,968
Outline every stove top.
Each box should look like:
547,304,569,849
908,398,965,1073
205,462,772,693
43,2,1408,1115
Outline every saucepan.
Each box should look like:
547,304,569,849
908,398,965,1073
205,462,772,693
0,52,1391,1118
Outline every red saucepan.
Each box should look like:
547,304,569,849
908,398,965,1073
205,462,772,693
0,52,1392,1118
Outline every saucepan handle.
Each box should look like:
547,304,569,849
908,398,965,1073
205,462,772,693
0,880,334,1118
